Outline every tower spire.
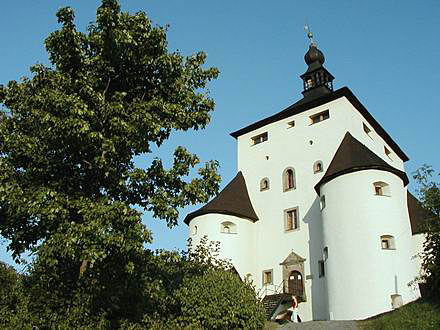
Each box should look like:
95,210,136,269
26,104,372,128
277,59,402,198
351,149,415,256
304,24,317,47
300,26,334,99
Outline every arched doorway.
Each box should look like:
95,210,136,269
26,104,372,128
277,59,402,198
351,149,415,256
288,271,303,297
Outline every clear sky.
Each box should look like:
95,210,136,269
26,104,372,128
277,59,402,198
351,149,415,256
1,1,439,269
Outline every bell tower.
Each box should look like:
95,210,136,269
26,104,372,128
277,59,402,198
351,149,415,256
300,26,334,99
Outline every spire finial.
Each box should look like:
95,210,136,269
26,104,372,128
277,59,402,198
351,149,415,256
304,24,317,47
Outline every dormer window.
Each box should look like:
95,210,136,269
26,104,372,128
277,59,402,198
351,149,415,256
251,132,268,145
310,110,329,125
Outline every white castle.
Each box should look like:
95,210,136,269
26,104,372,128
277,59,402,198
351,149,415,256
184,37,428,321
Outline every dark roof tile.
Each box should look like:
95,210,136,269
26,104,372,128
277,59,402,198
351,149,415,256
314,132,409,195
184,172,258,225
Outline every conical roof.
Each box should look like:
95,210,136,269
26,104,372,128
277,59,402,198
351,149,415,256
315,132,409,195
184,171,259,225
407,191,434,235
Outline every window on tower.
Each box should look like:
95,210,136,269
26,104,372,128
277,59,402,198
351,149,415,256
373,181,391,196
251,132,268,145
220,221,237,234
380,235,396,250
310,110,329,125
283,168,296,191
284,207,299,232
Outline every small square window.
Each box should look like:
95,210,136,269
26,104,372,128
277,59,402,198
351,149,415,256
285,208,299,232
251,132,268,145
262,269,273,285
287,120,295,128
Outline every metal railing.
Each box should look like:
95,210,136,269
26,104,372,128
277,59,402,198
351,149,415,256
257,280,285,300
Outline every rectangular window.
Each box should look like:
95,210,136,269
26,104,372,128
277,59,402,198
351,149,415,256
251,132,268,145
262,269,273,285
287,120,295,128
310,110,329,125
285,208,299,232
319,260,325,278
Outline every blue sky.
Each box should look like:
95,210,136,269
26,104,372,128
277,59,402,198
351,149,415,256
1,1,439,269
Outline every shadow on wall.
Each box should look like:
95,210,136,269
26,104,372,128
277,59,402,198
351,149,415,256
303,196,328,320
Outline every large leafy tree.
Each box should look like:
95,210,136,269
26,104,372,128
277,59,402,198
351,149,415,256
413,165,440,298
0,0,220,325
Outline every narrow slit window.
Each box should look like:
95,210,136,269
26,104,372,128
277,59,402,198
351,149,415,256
251,132,268,145
318,260,325,278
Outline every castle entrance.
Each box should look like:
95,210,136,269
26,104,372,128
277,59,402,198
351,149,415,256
288,270,303,296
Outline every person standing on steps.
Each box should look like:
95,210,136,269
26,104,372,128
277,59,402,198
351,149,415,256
290,295,299,323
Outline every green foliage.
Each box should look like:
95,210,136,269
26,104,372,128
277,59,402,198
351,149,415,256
174,269,266,329
360,299,440,330
0,0,221,327
413,165,440,298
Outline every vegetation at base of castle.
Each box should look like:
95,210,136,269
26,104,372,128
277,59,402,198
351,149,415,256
413,165,440,298
0,0,271,328
0,238,266,329
359,299,440,330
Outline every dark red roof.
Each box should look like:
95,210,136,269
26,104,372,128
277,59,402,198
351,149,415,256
314,132,409,195
407,191,434,235
230,87,409,162
184,171,258,225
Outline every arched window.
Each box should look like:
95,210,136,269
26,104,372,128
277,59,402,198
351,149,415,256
380,235,396,250
221,221,237,234
283,168,296,191
313,161,324,173
373,181,391,196
260,178,270,191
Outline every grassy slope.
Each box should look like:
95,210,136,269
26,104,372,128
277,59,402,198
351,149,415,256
359,299,440,330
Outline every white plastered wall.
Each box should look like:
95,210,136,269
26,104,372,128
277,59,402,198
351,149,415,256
188,214,256,279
